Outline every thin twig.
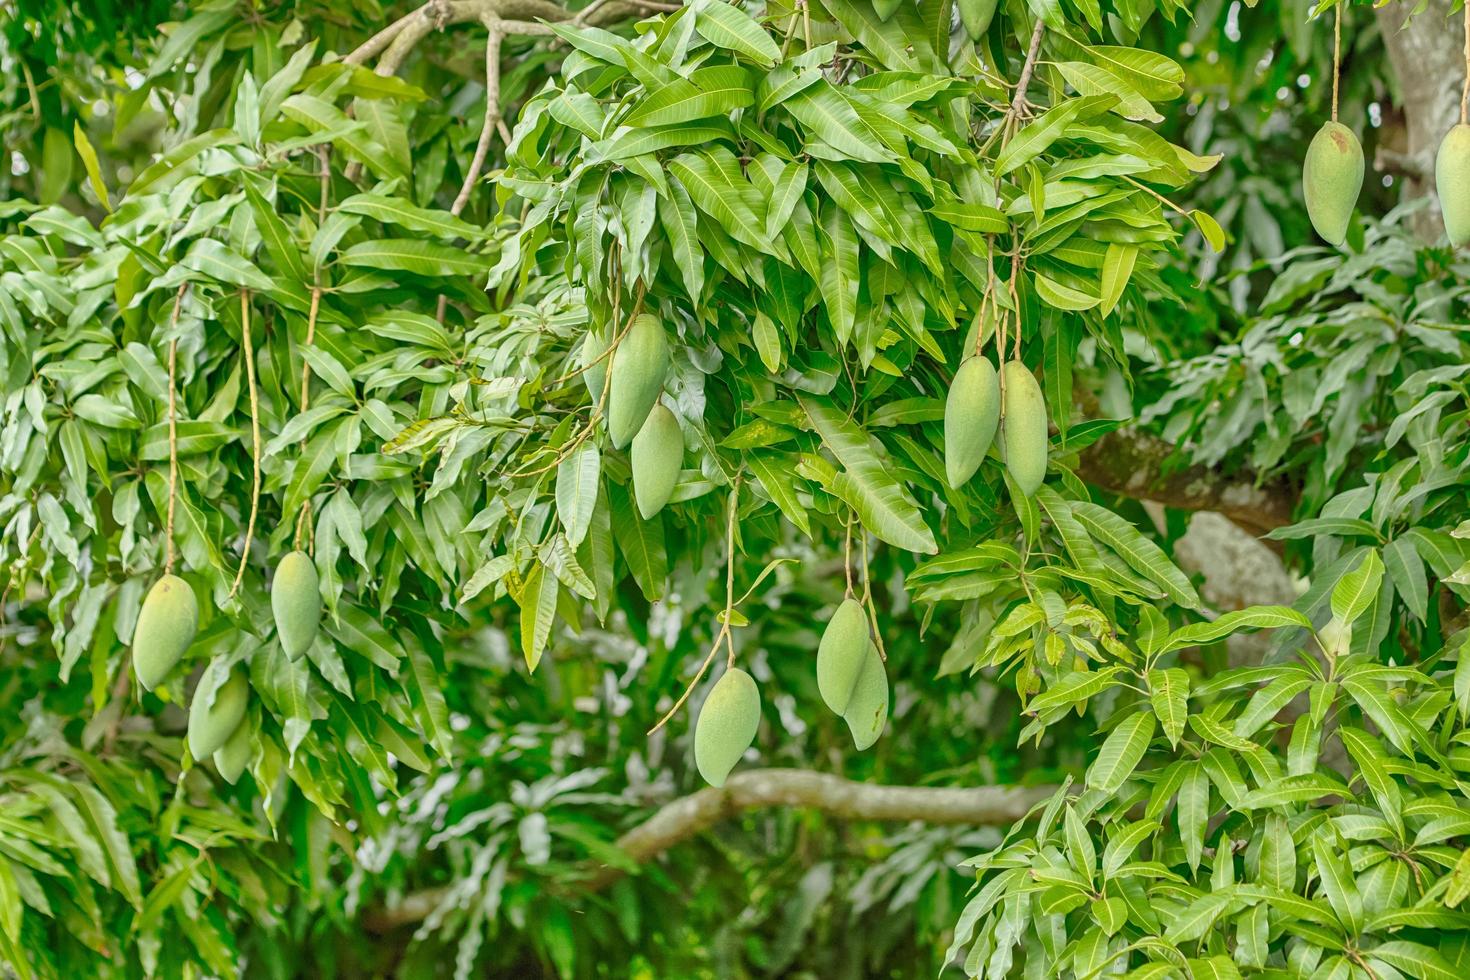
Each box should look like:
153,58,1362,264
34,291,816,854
231,290,262,597
438,26,505,324
1462,0,1468,125
295,148,331,553
648,476,743,735
1332,4,1341,124
1010,19,1046,118
164,284,188,575
344,6,423,65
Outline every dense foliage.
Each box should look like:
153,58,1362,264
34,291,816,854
0,0,1467,977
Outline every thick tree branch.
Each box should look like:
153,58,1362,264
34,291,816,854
1075,423,1295,537
360,770,1053,932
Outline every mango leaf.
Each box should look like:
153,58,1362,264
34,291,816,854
798,397,937,554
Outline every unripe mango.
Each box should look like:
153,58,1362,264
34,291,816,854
580,326,611,403
817,598,870,715
132,574,198,691
1436,124,1470,246
1302,121,1363,247
1319,616,1353,659
213,717,252,784
694,667,760,787
944,356,1001,489
608,313,669,449
958,0,999,40
842,645,888,751
187,667,249,759
631,402,682,519
1001,360,1048,497
271,550,321,661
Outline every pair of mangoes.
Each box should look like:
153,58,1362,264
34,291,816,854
944,357,1048,497
816,598,889,751
188,665,252,782
1307,120,1470,248
132,549,321,688
585,313,682,518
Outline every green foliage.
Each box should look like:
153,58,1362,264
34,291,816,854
0,0,1467,976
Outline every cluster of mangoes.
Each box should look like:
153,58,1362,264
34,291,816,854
130,549,322,781
693,596,891,788
584,312,683,519
1305,116,1470,248
944,355,1048,497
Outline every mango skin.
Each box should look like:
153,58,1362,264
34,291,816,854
213,716,252,784
132,574,198,691
1436,124,1470,247
842,645,888,751
944,356,1001,489
631,402,683,519
1302,121,1363,247
271,550,321,661
694,667,760,787
580,326,611,403
816,598,870,715
187,667,249,759
608,313,669,449
1001,360,1048,497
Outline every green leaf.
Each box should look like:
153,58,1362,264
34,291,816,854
1383,536,1428,622
338,193,486,240
1148,668,1189,748
517,562,559,672
691,0,781,65
1160,606,1312,653
1087,711,1155,792
623,66,754,128
609,481,668,600
798,397,937,554
72,122,109,211
180,239,274,291
1331,549,1384,626
339,239,487,276
555,445,601,549
1312,836,1363,936
994,96,1114,176
1071,502,1201,609
1099,243,1137,317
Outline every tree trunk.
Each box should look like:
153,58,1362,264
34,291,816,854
1376,0,1466,241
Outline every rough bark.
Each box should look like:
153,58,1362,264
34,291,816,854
360,770,1055,932
1075,423,1297,537
1375,0,1466,241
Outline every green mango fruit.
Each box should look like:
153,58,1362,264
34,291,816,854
1302,120,1363,247
1436,123,1470,246
958,0,999,40
608,313,669,449
631,402,683,519
694,667,760,787
842,645,888,751
272,550,321,661
1001,360,1048,497
960,301,998,364
187,667,249,759
580,325,611,403
874,0,903,21
213,719,253,785
816,598,870,715
944,356,1001,488
132,574,198,691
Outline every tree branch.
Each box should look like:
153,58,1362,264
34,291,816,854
1075,423,1296,537
360,769,1053,932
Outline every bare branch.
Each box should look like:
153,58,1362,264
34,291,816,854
360,770,1054,931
